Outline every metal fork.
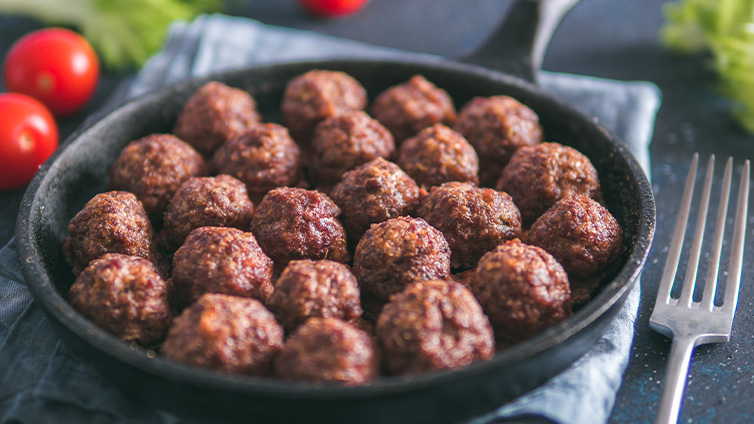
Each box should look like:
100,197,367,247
649,153,750,424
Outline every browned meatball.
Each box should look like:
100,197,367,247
171,226,274,309
63,191,163,276
161,293,284,376
353,217,450,302
371,75,457,143
376,280,494,375
330,158,421,244
527,195,624,301
417,182,521,269
266,260,362,332
251,187,350,272
496,142,601,226
281,70,367,146
454,95,544,186
274,318,378,385
310,110,395,190
109,133,207,220
470,239,571,345
212,123,302,202
68,253,171,346
162,175,254,251
396,124,479,188
173,81,261,157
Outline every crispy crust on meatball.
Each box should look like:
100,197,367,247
109,133,207,220
173,81,261,157
376,280,494,375
330,158,421,244
417,182,521,269
160,293,284,376
274,318,378,385
69,253,172,346
496,142,601,226
470,239,571,345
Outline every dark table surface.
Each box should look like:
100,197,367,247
2,0,753,423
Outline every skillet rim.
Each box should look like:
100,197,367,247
16,56,656,400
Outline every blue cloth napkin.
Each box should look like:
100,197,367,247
0,14,661,424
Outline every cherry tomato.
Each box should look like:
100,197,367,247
3,28,99,117
298,0,369,17
0,93,59,190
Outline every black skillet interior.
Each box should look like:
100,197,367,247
17,56,655,424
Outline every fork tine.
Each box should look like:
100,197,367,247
722,160,750,312
656,153,699,304
700,157,733,311
679,155,715,307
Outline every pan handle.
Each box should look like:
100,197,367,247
457,0,579,84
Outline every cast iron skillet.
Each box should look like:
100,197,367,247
16,1,655,423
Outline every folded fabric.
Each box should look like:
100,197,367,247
0,14,661,424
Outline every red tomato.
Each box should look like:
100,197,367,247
3,28,99,117
0,93,59,190
298,0,369,17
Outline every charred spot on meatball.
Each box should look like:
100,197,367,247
496,142,601,226
330,158,421,244
310,110,395,191
162,175,254,251
63,191,164,276
371,74,456,143
454,95,544,187
352,217,451,302
274,317,378,385
212,123,302,203
173,81,261,157
396,124,479,188
527,195,624,303
251,187,350,272
266,259,362,332
68,253,172,347
170,226,273,309
470,239,571,345
376,280,494,375
108,133,207,220
281,69,367,146
160,293,284,376
417,182,521,270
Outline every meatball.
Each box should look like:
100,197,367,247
470,239,571,345
211,122,302,203
454,95,544,186
376,280,494,375
496,142,601,226
274,318,378,385
173,81,261,157
396,124,479,188
310,110,395,190
68,253,171,346
353,217,451,302
171,227,274,309
161,293,284,376
162,175,254,251
109,133,207,220
251,187,350,272
266,260,362,332
281,70,367,146
330,158,421,244
417,182,521,269
63,191,163,276
371,74,457,143
527,195,624,301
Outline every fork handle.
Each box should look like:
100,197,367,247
655,335,697,424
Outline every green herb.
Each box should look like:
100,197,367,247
661,0,754,133
0,0,221,70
